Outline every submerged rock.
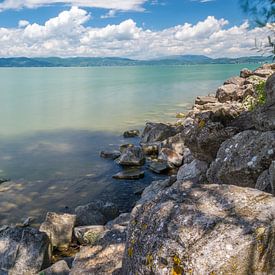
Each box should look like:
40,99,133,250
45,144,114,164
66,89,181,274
122,183,275,275
75,200,119,226
0,226,50,274
116,146,145,166
123,129,140,138
113,169,145,180
100,150,121,160
207,130,275,189
0,178,9,184
40,212,76,250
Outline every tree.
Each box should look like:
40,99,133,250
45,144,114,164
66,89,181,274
240,0,275,58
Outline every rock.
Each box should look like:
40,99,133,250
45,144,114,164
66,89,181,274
74,225,106,245
75,200,119,226
141,143,159,155
100,150,121,160
0,178,9,184
160,133,185,156
106,213,131,228
175,112,185,119
265,73,275,104
177,159,209,184
122,183,275,275
240,68,253,78
123,129,140,138
119,143,133,153
255,169,272,193
71,224,127,275
70,244,124,275
0,226,50,274
158,148,183,167
270,161,275,195
39,260,70,275
253,101,275,131
253,68,274,78
224,76,245,86
148,160,169,174
113,169,145,180
244,75,266,86
116,146,145,166
40,212,76,250
216,84,244,103
133,178,175,211
182,147,194,164
184,121,238,163
207,130,275,189
195,95,218,105
141,122,177,144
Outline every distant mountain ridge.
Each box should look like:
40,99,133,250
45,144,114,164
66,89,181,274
0,55,272,67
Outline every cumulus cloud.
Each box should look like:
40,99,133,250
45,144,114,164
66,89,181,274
0,0,148,11
0,7,271,58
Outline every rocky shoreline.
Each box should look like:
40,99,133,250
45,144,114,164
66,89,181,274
1,64,275,274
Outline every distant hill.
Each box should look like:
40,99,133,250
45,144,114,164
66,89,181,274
0,55,272,67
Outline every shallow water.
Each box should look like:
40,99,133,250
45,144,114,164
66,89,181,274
0,64,259,224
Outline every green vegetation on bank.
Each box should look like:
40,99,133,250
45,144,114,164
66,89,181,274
0,55,273,67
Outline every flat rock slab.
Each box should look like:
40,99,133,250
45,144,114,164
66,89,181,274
113,169,145,180
70,244,125,275
0,226,50,274
100,150,121,160
123,183,275,275
40,212,76,250
195,96,218,105
148,161,169,174
39,260,70,275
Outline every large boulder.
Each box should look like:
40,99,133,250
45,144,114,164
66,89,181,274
75,200,119,226
177,159,208,184
0,226,50,274
207,130,275,189
116,146,145,166
253,73,275,131
40,212,76,250
216,84,244,103
122,182,275,275
141,122,177,144
184,121,238,163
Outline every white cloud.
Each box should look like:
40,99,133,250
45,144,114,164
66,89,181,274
18,20,30,28
0,7,271,59
101,10,117,19
0,0,148,11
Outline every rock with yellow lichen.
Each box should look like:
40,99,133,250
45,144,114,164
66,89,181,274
122,181,275,275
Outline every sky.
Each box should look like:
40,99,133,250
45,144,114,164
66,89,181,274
0,0,272,59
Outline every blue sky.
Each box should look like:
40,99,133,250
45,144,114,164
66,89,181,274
0,0,245,29
0,0,270,58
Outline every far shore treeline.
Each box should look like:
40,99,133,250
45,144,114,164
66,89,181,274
0,55,273,67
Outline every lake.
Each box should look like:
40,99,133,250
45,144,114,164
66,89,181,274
0,64,258,225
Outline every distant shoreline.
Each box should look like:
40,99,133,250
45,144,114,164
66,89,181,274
0,55,272,67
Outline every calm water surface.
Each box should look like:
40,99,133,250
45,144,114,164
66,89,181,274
0,64,258,224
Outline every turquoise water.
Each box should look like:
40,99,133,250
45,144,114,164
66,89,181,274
0,64,259,224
